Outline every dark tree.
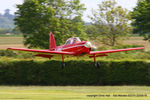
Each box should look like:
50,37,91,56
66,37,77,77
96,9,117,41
15,0,87,48
132,0,150,41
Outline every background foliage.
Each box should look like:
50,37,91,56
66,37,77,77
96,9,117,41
132,0,150,41
15,0,87,48
0,9,15,29
88,0,132,46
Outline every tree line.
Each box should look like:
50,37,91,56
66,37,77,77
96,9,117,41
0,9,14,29
0,9,20,34
12,0,150,48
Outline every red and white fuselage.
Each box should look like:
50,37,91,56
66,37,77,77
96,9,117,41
49,32,93,55
55,41,91,55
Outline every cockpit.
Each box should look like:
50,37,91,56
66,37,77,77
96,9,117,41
65,37,81,45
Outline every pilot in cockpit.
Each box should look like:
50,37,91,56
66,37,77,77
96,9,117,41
65,37,81,45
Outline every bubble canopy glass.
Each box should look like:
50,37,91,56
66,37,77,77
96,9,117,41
65,37,81,45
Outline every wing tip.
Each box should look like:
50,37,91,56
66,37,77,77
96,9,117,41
7,47,12,50
7,47,17,50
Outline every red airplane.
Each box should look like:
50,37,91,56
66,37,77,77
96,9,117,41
8,32,144,68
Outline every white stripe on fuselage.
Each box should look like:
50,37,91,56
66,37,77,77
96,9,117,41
56,44,85,51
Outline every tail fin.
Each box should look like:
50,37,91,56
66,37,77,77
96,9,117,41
49,32,56,51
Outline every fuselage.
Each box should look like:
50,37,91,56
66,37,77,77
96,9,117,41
55,41,91,56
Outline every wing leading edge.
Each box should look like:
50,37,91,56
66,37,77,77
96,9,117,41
90,47,144,55
7,47,75,55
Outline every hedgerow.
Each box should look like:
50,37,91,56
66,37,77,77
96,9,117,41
0,60,150,85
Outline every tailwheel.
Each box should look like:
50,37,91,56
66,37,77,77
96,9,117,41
61,62,65,69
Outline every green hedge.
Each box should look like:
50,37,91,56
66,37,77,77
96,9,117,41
0,60,150,85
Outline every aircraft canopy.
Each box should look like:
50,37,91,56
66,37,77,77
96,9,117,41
65,37,81,45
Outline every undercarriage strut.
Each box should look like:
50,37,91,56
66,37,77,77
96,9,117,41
61,55,65,69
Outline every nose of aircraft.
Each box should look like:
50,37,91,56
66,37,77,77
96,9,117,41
84,41,92,48
84,41,97,50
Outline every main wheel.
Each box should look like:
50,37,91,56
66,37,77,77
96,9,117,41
95,62,100,68
61,62,65,69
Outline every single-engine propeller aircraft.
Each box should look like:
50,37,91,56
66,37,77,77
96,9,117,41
8,32,144,68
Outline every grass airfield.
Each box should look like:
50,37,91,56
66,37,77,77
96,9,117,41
0,86,149,100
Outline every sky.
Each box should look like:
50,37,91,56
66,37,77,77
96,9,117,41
0,0,138,21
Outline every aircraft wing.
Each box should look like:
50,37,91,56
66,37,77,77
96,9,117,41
7,47,75,55
89,47,144,55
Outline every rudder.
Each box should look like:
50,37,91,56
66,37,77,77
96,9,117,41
49,32,56,51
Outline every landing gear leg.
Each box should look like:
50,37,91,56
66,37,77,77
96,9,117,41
94,54,100,68
61,55,65,69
